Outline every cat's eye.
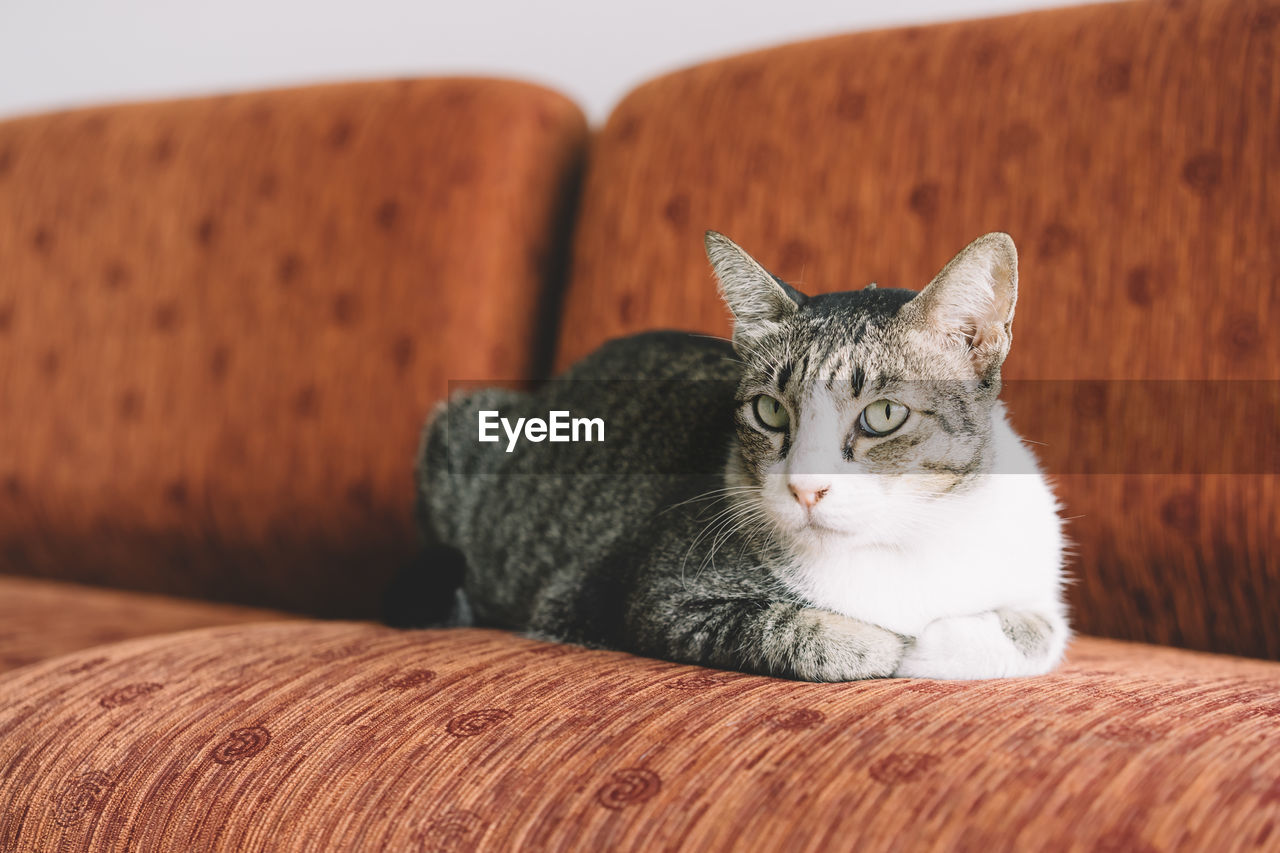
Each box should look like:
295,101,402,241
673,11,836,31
753,394,790,431
860,399,909,436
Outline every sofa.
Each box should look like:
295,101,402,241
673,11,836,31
1,0,1277,848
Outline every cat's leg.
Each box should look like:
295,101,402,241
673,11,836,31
645,599,906,682
893,608,1069,679
449,588,475,627
381,544,469,628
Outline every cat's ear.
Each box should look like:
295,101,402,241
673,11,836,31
705,231,807,347
910,232,1018,378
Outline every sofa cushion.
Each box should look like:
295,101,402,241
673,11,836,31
554,0,1279,659
0,575,294,674
1,623,1277,850
0,79,586,617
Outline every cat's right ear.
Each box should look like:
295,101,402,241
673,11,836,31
908,232,1018,381
705,231,806,348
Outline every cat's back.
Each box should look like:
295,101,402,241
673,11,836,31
418,331,744,629
420,331,741,542
557,330,739,383
512,331,741,477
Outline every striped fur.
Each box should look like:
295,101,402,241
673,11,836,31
415,233,1068,681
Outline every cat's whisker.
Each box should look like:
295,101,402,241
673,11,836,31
692,496,757,532
682,495,762,583
694,504,755,562
693,502,767,579
734,515,777,565
661,485,761,516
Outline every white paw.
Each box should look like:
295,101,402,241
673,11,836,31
893,611,1060,680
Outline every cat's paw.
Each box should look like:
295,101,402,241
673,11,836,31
893,610,1065,680
792,609,906,682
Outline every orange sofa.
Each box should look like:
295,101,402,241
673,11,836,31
1,0,1277,848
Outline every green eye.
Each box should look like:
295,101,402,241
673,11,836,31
754,394,790,431
860,399,909,436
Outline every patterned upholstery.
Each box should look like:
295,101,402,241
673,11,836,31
555,0,1280,660
0,79,587,617
0,624,1277,850
0,576,293,673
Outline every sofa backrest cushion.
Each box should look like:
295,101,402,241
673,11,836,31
0,79,586,616
556,0,1279,658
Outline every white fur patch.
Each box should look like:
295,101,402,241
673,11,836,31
751,392,1068,679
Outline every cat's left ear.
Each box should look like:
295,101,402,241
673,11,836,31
705,231,807,349
909,232,1018,379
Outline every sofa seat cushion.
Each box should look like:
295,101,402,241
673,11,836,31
0,575,295,673
1,624,1277,850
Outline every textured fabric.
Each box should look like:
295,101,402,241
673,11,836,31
556,0,1280,659
0,576,294,674
0,623,1277,851
0,79,587,616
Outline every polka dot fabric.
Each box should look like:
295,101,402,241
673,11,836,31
555,0,1280,659
0,79,587,616
0,625,1276,851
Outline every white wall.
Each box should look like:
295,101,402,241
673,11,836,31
1,0,1108,123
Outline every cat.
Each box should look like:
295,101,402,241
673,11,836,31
405,231,1069,681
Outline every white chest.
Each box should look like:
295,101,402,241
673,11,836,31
783,473,1066,636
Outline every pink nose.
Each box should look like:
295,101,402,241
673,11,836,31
789,483,829,508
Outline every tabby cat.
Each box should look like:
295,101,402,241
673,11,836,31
407,232,1069,680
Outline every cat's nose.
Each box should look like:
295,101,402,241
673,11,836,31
788,480,830,508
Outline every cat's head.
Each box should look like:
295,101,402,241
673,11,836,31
706,230,1018,549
